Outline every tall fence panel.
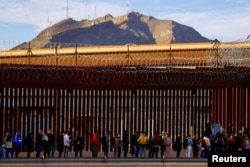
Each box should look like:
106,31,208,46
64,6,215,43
0,87,214,151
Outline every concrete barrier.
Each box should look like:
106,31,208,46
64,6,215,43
0,151,208,167
0,158,207,167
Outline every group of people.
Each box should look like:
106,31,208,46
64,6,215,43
178,124,250,159
1,129,84,159
1,129,56,159
36,130,85,159
91,129,173,159
96,125,250,159
1,131,23,158
2,125,250,159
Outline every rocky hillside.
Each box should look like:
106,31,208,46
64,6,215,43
16,12,210,49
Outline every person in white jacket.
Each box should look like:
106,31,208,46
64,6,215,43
4,131,13,158
63,131,71,158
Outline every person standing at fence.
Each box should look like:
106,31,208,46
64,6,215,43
164,133,172,158
57,131,64,158
3,131,13,158
74,131,84,158
101,131,110,159
63,131,71,158
113,133,119,158
130,131,139,158
14,132,22,158
151,131,161,158
123,130,129,158
242,126,250,153
137,131,148,158
114,133,122,158
203,134,211,158
173,135,182,158
192,135,199,158
42,132,49,158
185,134,193,158
160,131,167,158
24,132,33,158
35,129,43,158
91,129,100,158
47,129,55,158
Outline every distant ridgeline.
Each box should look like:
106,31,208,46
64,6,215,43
13,12,210,49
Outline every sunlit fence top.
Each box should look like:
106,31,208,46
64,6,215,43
0,40,250,68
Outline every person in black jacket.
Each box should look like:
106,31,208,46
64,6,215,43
47,129,55,158
57,131,64,158
42,133,49,158
130,131,139,158
74,131,84,158
36,129,43,158
101,131,110,159
25,132,34,158
123,130,129,158
173,135,182,158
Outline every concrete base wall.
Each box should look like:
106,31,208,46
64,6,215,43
0,162,206,167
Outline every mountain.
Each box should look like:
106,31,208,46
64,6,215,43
16,12,210,49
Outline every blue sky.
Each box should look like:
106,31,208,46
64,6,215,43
1,0,250,49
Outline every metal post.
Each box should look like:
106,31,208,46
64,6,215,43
26,41,33,65
212,39,221,67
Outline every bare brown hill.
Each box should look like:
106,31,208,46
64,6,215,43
16,12,210,49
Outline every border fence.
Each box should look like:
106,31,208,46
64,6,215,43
1,41,250,152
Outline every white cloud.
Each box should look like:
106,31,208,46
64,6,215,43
0,0,126,33
157,8,250,41
0,0,250,43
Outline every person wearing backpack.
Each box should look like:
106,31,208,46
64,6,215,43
137,131,148,158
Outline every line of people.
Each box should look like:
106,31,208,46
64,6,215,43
2,126,250,159
97,127,250,159
36,130,85,158
96,130,173,159
1,129,85,159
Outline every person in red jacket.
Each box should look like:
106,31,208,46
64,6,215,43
91,129,100,158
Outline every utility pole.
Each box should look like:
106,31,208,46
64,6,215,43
126,0,129,13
